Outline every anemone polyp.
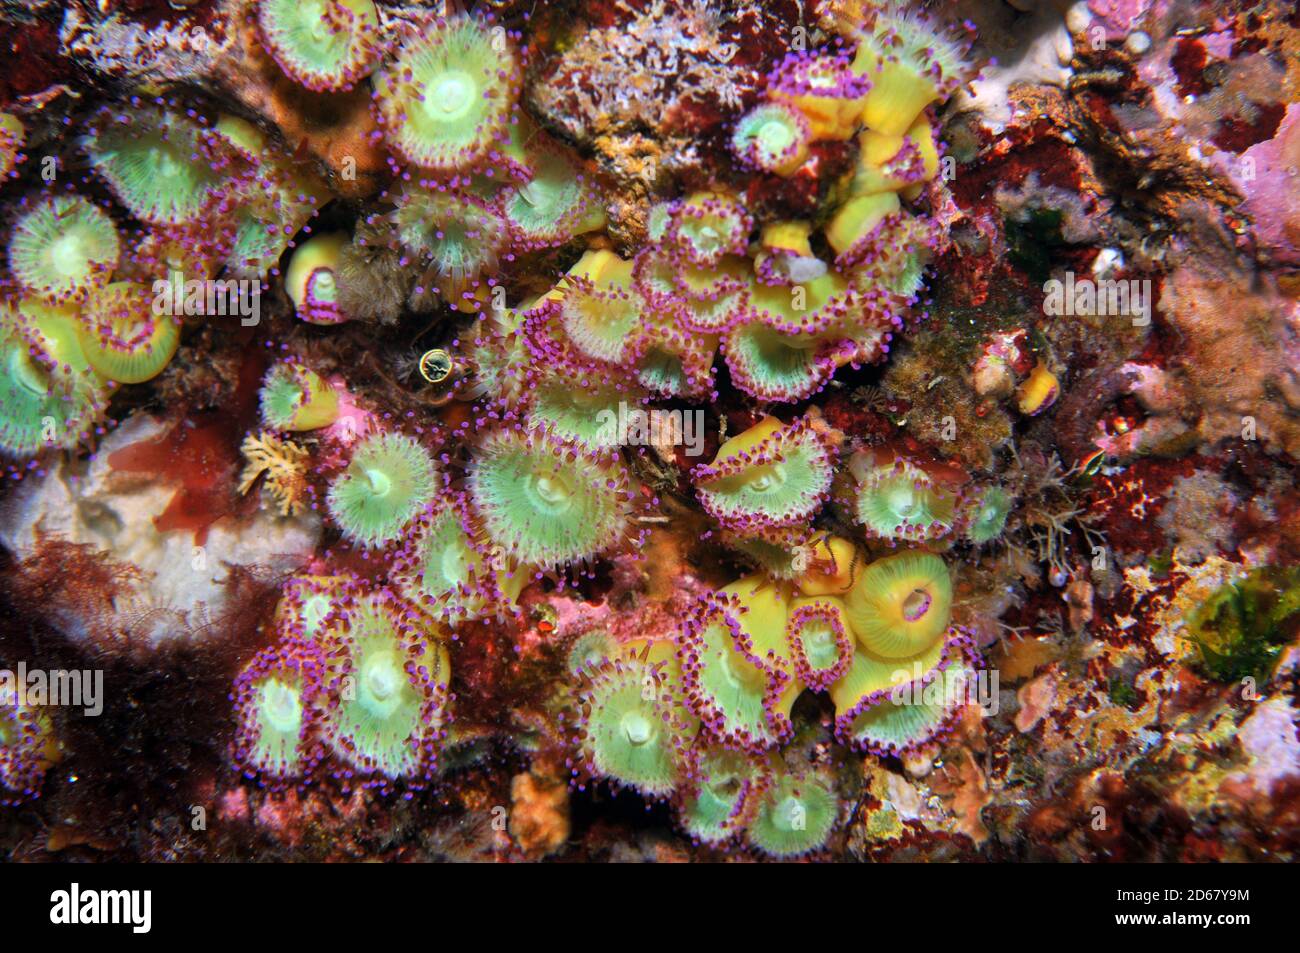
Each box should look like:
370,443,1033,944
85,104,236,226
500,145,605,250
0,112,25,180
0,299,109,457
390,186,506,298
677,745,758,845
677,592,796,752
391,497,514,624
566,629,617,677
965,485,1012,544
286,232,350,325
231,640,327,781
843,551,953,659
731,103,811,176
8,195,120,304
666,191,753,268
467,425,634,569
786,596,855,692
745,768,838,858
854,459,958,541
76,282,180,385
831,643,974,754
555,250,644,365
627,317,717,399
848,0,972,137
326,430,440,548
373,15,519,172
824,190,901,261
259,360,340,431
275,573,353,642
795,535,862,597
692,416,835,532
258,0,382,92
319,587,452,781
767,50,872,141
528,375,632,450
0,683,60,804
575,641,699,797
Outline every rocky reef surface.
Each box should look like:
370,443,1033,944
0,0,1297,862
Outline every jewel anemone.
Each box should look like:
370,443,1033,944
575,641,699,797
846,0,973,137
0,684,59,805
843,551,952,658
555,250,644,365
785,596,855,692
231,640,327,781
84,104,237,226
0,112,24,180
259,360,340,431
692,416,834,532
389,186,507,299
666,191,753,268
320,587,452,781
0,300,109,457
746,768,838,858
8,195,120,304
677,588,797,752
966,485,1011,544
831,643,973,754
677,745,758,845
258,0,382,92
731,103,810,176
373,15,519,172
285,232,349,325
391,496,518,624
500,145,605,250
853,459,957,541
467,425,634,569
326,430,440,548
77,282,180,384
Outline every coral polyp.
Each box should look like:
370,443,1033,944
732,103,811,176
852,457,958,541
373,15,518,172
258,0,382,93
326,431,440,548
8,195,120,304
467,425,634,570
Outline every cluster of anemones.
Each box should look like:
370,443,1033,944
231,574,453,786
570,542,976,856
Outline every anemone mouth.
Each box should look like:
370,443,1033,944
426,71,476,119
260,678,304,734
8,348,48,398
901,587,932,622
620,709,657,747
360,650,404,710
527,468,575,514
